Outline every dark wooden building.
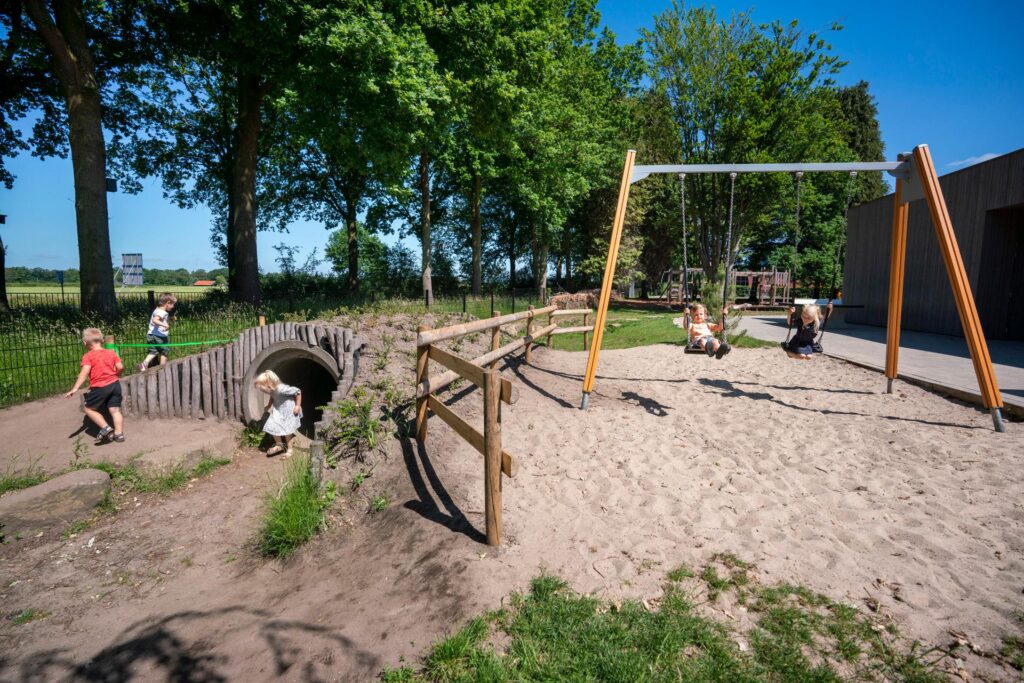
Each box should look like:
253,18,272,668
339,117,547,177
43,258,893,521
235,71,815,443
844,148,1024,340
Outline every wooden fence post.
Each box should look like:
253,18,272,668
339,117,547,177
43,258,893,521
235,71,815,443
583,313,590,350
482,369,502,546
416,325,430,443
525,305,535,364
489,311,501,369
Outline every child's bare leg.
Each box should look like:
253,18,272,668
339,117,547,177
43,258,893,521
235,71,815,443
284,434,294,452
110,408,124,434
83,406,109,430
139,353,156,369
158,355,168,366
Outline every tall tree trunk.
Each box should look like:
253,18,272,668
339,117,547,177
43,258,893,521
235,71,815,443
346,201,359,291
24,0,116,319
419,149,432,304
470,173,482,295
230,74,264,305
561,225,572,289
223,163,236,287
554,255,562,288
0,232,10,314
531,223,548,303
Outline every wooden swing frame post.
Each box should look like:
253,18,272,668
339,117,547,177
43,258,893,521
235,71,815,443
580,149,635,409
582,146,1005,431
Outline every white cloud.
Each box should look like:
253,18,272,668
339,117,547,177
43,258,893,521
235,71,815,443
947,152,999,168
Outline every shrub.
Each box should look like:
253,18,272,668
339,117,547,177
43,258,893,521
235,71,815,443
323,388,384,464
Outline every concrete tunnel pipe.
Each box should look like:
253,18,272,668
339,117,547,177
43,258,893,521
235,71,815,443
240,341,341,437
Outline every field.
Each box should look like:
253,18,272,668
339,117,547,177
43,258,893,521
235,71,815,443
5,285,220,294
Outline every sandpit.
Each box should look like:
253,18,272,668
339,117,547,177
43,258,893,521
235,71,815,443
0,340,1021,680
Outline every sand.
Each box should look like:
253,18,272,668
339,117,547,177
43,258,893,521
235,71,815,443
1,339,1022,680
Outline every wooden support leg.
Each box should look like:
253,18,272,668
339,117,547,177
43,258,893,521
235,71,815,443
525,305,535,364
581,149,636,409
913,144,1004,432
483,369,502,546
416,325,429,443
885,177,909,394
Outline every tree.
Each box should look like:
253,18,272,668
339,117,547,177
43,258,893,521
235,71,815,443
11,0,141,318
837,81,888,202
0,230,9,313
645,3,847,292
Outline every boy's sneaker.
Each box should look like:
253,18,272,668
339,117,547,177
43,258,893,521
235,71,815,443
715,342,732,359
705,344,716,357
112,433,125,443
95,426,114,444
137,362,148,373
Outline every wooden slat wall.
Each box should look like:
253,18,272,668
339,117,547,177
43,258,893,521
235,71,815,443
845,148,1024,339
118,322,357,420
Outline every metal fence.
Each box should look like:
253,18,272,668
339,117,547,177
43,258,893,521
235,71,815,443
0,286,548,408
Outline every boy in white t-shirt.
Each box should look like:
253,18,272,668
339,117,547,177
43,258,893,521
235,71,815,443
138,293,177,372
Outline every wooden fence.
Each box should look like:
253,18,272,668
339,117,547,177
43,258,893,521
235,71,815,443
415,305,594,545
112,320,357,421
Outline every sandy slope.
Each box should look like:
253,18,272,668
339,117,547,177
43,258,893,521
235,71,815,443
1,342,1021,680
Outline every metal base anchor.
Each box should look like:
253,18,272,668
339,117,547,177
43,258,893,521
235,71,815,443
886,378,894,394
990,408,1005,433
580,392,590,410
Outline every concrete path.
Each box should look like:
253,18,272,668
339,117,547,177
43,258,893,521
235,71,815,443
739,315,1024,416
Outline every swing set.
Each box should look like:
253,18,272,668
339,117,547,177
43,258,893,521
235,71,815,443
580,145,1006,432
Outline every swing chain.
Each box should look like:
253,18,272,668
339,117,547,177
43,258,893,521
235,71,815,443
679,173,689,312
722,172,737,343
792,171,803,298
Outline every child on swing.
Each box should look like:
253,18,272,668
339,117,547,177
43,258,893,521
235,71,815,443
687,303,732,359
254,370,302,457
782,302,832,359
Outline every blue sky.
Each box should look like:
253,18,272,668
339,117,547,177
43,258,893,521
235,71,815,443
2,0,1022,272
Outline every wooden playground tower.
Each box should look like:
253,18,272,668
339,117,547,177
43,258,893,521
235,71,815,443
581,145,1006,432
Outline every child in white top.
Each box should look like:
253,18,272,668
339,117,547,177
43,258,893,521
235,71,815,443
688,303,732,359
255,370,303,457
138,293,177,372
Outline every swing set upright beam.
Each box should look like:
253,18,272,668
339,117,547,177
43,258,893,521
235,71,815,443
581,146,1005,431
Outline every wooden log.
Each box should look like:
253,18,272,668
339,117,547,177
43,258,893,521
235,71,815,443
160,366,172,419
135,374,146,418
233,339,243,418
417,324,557,399
211,348,222,420
218,347,227,420
200,352,213,419
343,328,352,352
417,305,557,346
189,355,201,418
550,325,595,335
550,308,593,317
426,395,517,478
525,305,535,364
146,371,158,420
296,323,306,343
333,327,344,365
305,323,316,347
181,355,191,419
489,311,501,370
427,345,516,404
268,322,277,344
170,363,180,418
483,369,503,546
122,376,133,416
226,344,236,419
313,324,324,349
416,325,429,443
249,327,258,364
263,324,272,349
259,315,266,327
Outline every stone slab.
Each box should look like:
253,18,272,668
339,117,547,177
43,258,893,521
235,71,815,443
0,468,110,536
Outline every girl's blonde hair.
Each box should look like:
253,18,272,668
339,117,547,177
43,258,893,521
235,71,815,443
255,370,281,389
801,304,821,332
689,303,706,315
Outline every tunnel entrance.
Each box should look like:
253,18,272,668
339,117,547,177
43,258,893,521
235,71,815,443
240,341,341,438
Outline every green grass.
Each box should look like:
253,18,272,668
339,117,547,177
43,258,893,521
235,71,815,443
322,387,384,464
6,285,217,294
370,494,389,513
10,608,47,625
547,305,776,352
383,566,950,683
0,467,47,495
240,425,266,448
257,455,334,558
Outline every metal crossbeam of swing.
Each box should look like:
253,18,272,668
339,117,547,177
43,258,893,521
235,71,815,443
631,161,905,184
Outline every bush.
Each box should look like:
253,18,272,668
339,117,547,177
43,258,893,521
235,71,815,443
257,456,334,558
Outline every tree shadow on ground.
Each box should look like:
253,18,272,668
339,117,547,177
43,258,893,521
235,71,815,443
4,606,379,682
400,437,486,544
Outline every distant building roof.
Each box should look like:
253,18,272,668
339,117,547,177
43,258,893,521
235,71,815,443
193,280,216,286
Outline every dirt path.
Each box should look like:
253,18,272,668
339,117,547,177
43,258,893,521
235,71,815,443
1,340,1022,680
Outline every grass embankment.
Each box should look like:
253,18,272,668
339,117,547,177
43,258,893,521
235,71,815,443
384,558,953,682
548,306,776,352
257,454,336,559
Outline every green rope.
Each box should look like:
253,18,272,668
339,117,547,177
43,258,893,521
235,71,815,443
105,339,234,350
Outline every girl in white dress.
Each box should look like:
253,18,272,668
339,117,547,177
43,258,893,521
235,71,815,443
255,370,303,457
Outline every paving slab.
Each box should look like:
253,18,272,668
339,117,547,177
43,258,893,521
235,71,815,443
739,315,1024,416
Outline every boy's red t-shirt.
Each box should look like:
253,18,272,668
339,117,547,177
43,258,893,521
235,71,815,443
81,348,122,388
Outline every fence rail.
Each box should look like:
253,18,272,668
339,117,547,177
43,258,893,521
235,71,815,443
415,305,593,546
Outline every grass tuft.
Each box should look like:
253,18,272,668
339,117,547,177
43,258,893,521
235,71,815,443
0,468,48,495
11,608,47,625
257,455,333,558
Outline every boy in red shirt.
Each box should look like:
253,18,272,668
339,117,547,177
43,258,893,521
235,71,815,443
64,327,126,444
